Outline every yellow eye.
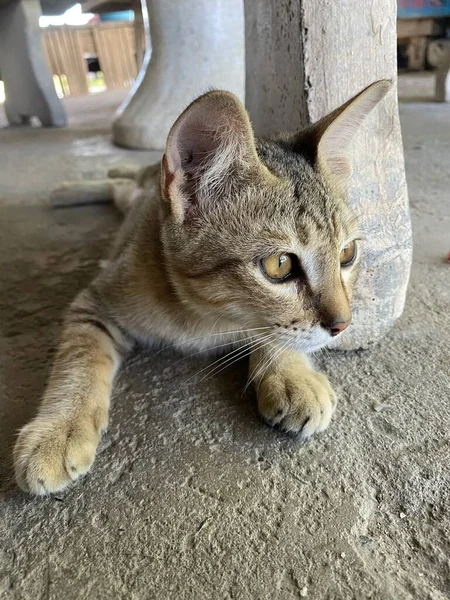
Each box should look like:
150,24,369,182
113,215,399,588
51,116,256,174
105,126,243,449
260,253,294,282
340,240,357,267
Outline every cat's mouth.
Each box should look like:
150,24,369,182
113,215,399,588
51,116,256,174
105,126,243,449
276,326,332,353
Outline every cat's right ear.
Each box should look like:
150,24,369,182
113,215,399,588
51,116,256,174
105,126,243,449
292,80,392,189
161,91,259,222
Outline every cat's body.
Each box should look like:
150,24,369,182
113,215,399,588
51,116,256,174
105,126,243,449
14,82,391,495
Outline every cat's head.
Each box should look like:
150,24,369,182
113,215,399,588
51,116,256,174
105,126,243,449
160,82,391,352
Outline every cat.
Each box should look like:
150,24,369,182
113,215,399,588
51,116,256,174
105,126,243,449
14,80,391,495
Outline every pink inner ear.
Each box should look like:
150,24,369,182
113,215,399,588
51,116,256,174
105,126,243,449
161,154,175,201
165,91,257,181
312,80,392,184
162,91,258,219
165,130,182,174
322,154,352,181
170,110,224,176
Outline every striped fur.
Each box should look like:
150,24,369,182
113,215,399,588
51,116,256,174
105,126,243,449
14,82,391,494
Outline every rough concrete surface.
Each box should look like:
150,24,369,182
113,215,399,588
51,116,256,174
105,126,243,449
0,84,449,599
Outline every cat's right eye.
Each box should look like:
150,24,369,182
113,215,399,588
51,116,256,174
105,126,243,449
340,240,357,267
259,253,295,282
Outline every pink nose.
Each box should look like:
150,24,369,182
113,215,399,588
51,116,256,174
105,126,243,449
322,320,351,337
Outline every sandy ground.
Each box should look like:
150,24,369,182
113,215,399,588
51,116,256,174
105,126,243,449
0,78,449,599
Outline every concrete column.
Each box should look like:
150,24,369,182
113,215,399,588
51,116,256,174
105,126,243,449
112,0,245,150
0,0,67,127
245,0,412,350
428,39,450,102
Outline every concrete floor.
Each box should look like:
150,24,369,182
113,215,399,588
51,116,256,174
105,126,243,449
0,84,449,600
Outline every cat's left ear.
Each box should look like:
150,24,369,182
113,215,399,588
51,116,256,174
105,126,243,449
292,80,392,186
161,90,260,222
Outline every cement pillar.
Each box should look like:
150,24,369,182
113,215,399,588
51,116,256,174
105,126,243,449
428,39,450,102
0,0,66,127
245,0,412,349
112,0,245,150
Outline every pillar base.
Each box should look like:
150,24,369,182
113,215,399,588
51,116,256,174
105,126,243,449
112,0,245,150
0,0,66,127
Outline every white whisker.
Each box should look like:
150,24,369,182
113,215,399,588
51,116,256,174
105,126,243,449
196,333,277,382
150,325,273,359
185,331,278,385
200,332,280,383
182,337,264,385
207,314,225,337
167,331,274,369
245,339,291,394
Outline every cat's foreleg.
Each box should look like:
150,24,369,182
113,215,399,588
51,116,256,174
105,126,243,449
249,348,337,438
14,291,132,495
107,164,142,180
49,178,137,209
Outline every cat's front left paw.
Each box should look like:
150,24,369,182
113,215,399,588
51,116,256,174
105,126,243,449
257,368,337,438
14,412,105,495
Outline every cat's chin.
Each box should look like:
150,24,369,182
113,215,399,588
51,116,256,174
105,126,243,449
290,330,332,354
294,341,330,355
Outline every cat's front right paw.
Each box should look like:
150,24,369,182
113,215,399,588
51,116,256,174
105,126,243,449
257,367,337,439
14,413,105,495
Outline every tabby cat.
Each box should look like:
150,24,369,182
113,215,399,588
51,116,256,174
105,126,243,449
14,81,391,495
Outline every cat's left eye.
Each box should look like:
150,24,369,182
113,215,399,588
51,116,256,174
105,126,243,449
260,253,294,282
340,240,357,267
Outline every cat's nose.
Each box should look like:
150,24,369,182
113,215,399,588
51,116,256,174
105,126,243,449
321,319,351,337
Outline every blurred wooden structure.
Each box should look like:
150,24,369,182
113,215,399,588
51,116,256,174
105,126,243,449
80,0,146,70
42,21,145,96
397,1,450,71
